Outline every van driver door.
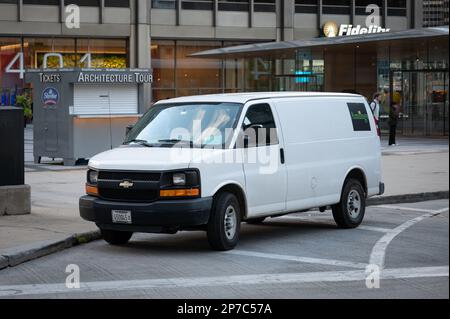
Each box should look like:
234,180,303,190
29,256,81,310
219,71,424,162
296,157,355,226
238,102,287,217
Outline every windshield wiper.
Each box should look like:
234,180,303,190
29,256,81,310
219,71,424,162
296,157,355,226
158,139,194,147
124,139,155,147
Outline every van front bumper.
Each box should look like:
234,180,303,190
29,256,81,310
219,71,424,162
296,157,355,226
79,195,212,233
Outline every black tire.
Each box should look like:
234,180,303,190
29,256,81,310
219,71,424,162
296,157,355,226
332,179,366,229
101,229,133,245
207,192,241,251
246,217,266,224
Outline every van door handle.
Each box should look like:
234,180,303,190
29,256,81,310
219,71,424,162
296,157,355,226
280,148,285,164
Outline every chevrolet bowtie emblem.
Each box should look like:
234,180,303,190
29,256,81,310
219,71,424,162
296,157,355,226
119,180,134,189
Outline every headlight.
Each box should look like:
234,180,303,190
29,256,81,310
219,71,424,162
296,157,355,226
88,170,98,185
173,173,186,186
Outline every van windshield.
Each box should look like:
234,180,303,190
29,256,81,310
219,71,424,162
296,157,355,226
124,102,243,148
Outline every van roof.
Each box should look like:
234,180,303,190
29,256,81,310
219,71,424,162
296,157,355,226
155,92,363,105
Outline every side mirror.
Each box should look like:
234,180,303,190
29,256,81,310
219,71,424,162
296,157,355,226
125,124,134,136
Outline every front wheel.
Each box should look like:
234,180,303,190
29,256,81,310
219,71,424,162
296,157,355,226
332,179,366,229
101,229,133,245
207,192,241,251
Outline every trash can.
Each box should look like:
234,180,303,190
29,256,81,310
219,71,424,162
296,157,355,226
0,107,24,186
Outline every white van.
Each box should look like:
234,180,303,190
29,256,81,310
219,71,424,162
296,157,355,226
80,92,384,250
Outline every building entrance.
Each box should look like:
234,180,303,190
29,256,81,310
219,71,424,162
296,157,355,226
391,70,449,137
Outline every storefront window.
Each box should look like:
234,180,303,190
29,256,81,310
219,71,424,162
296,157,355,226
76,39,128,68
0,38,24,106
244,57,273,92
151,40,175,89
23,38,127,69
176,41,222,93
24,38,76,69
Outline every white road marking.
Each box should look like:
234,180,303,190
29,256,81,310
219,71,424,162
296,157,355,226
358,226,392,233
274,215,392,233
225,250,368,269
375,205,438,213
0,266,447,297
369,207,449,269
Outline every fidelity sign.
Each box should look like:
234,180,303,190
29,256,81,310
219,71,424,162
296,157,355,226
338,24,390,36
323,21,390,38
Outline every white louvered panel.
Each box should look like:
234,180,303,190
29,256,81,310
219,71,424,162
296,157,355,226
73,84,138,115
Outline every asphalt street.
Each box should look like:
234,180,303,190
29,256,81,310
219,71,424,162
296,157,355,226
0,200,448,299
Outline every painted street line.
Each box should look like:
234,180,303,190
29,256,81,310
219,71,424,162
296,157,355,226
357,225,392,233
274,215,392,233
0,266,447,297
369,207,449,269
224,249,368,269
375,205,441,213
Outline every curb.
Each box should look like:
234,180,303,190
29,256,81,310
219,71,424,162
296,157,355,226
367,191,449,206
0,191,448,270
0,230,101,270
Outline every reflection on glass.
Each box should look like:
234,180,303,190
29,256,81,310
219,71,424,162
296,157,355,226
125,103,242,148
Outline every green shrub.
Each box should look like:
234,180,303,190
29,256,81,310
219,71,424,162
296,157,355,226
16,94,33,120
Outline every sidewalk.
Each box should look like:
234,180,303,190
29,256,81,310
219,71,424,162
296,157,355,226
1,130,448,269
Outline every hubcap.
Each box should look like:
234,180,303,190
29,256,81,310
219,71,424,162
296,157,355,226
347,190,361,219
224,205,237,240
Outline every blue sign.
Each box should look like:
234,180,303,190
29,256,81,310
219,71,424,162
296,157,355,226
295,71,312,84
42,87,60,106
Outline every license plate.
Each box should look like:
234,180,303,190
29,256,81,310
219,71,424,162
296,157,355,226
112,210,132,224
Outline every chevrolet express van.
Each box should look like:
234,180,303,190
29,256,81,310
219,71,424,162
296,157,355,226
80,92,384,250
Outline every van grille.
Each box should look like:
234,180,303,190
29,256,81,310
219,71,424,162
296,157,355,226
97,170,161,202
98,171,161,182
98,188,159,202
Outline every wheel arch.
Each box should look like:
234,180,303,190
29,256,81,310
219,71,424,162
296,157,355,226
343,167,368,197
212,183,248,221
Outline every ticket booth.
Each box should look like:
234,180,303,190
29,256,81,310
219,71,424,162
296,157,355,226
26,69,152,165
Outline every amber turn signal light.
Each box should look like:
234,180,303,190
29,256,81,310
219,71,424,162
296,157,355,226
160,188,200,198
86,184,99,196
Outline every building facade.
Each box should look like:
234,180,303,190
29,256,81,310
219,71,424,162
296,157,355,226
2,0,448,137
1,0,423,106
423,0,449,27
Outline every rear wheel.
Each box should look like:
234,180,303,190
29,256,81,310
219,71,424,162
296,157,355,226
207,192,241,251
332,179,366,229
101,229,133,245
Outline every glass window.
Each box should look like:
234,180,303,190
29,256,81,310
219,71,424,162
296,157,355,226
125,103,243,148
182,0,213,10
387,0,406,16
176,41,222,94
151,40,250,103
355,0,383,15
152,0,176,9
23,0,59,4
151,40,175,89
24,38,76,68
241,103,278,147
295,0,318,14
0,38,25,106
323,0,350,15
219,0,249,12
254,0,276,12
65,0,100,6
105,0,130,7
76,38,128,68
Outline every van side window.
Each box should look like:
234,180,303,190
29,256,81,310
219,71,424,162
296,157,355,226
240,103,278,148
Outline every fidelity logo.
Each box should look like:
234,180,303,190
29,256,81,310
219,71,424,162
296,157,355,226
42,87,60,106
323,21,390,38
